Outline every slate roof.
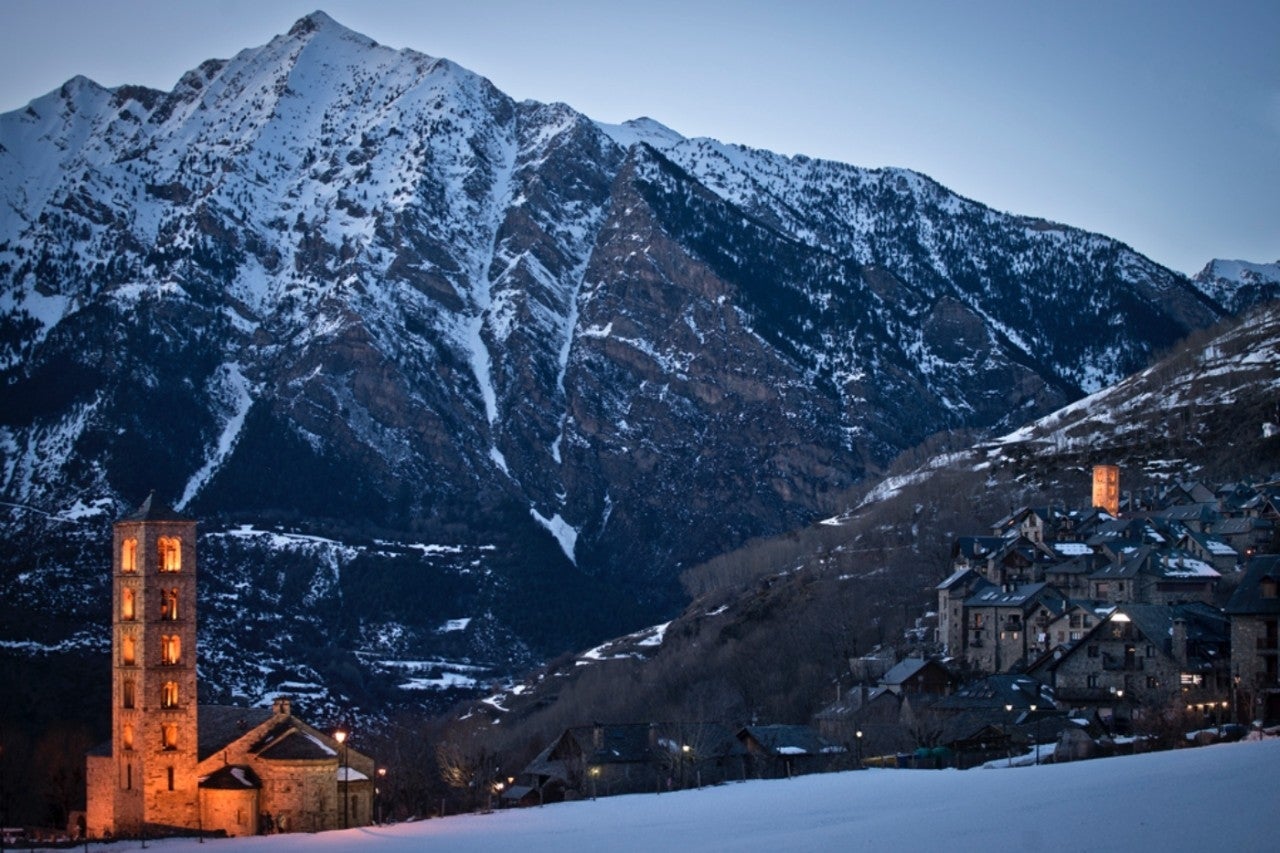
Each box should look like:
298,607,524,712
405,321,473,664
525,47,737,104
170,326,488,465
119,492,191,523
964,582,1060,611
737,725,841,756
201,764,262,790
934,674,1051,712
1225,555,1280,616
198,706,275,762
253,722,340,761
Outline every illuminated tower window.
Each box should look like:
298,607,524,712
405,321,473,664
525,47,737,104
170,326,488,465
122,725,134,750
161,588,179,620
121,587,136,621
121,634,136,666
158,537,181,573
161,635,181,666
162,724,178,750
122,679,135,709
121,539,138,573
162,681,179,709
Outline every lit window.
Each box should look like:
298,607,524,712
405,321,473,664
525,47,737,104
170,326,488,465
161,635,181,665
162,681,179,708
162,589,180,621
121,634,136,666
122,725,134,750
121,539,138,573
163,724,178,750
121,587,136,621
158,537,181,573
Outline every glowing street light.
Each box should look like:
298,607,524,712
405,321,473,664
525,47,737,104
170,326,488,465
334,729,349,829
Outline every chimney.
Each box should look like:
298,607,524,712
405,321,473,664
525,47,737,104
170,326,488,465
272,697,292,717
1172,618,1188,669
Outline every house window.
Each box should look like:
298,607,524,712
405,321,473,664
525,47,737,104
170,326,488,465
1146,645,1156,658
163,724,178,750
1087,645,1099,658
122,679,135,709
168,766,175,790
161,588,179,620
162,681,179,708
121,539,138,573
1146,676,1159,689
1069,631,1082,641
122,725,134,750
126,763,132,791
1118,582,1125,593
121,587,136,621
1262,578,1278,599
121,634,136,666
161,635,181,666
1087,674,1099,688
158,537,181,573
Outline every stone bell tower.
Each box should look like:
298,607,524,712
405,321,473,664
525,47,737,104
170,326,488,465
99,494,200,835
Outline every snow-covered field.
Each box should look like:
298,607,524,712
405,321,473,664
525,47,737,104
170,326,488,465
121,739,1278,852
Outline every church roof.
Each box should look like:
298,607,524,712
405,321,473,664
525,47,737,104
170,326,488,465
119,491,191,523
253,723,341,761
198,705,275,762
201,764,262,790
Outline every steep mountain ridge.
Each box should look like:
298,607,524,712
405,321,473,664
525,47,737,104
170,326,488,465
0,12,1242,716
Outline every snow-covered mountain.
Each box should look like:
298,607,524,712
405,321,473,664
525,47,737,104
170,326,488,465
0,12,1239,713
1190,259,1280,314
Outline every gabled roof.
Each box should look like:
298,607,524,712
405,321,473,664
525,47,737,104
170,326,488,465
964,582,1061,611
737,725,841,756
935,674,1050,712
198,706,275,762
1225,555,1280,616
252,723,340,761
201,764,262,790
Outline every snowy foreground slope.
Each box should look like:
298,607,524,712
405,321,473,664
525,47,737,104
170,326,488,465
142,740,1278,853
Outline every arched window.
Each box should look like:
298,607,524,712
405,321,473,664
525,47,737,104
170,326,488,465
161,635,181,666
121,587,136,621
122,724,134,750
158,537,181,573
162,681,179,709
161,588,180,621
162,724,178,750
121,539,138,573
122,679,135,709
121,634,136,666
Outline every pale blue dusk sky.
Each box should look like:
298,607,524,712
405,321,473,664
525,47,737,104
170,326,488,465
0,0,1275,275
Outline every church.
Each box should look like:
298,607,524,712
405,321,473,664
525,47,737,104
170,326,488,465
85,496,376,839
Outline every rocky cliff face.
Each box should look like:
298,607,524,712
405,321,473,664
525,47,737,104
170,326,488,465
0,13,1227,712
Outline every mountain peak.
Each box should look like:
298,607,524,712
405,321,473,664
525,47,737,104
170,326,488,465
288,10,340,37
597,116,685,151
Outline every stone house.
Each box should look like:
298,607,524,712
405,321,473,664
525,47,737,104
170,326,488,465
1036,602,1230,723
1225,555,1280,725
962,583,1066,673
86,497,374,840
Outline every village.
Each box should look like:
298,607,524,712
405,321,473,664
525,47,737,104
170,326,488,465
75,463,1280,843
500,466,1280,804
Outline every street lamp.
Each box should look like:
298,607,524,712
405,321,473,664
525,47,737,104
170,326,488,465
334,729,349,830
376,767,387,823
855,730,863,769
589,765,600,800
1004,704,1014,766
